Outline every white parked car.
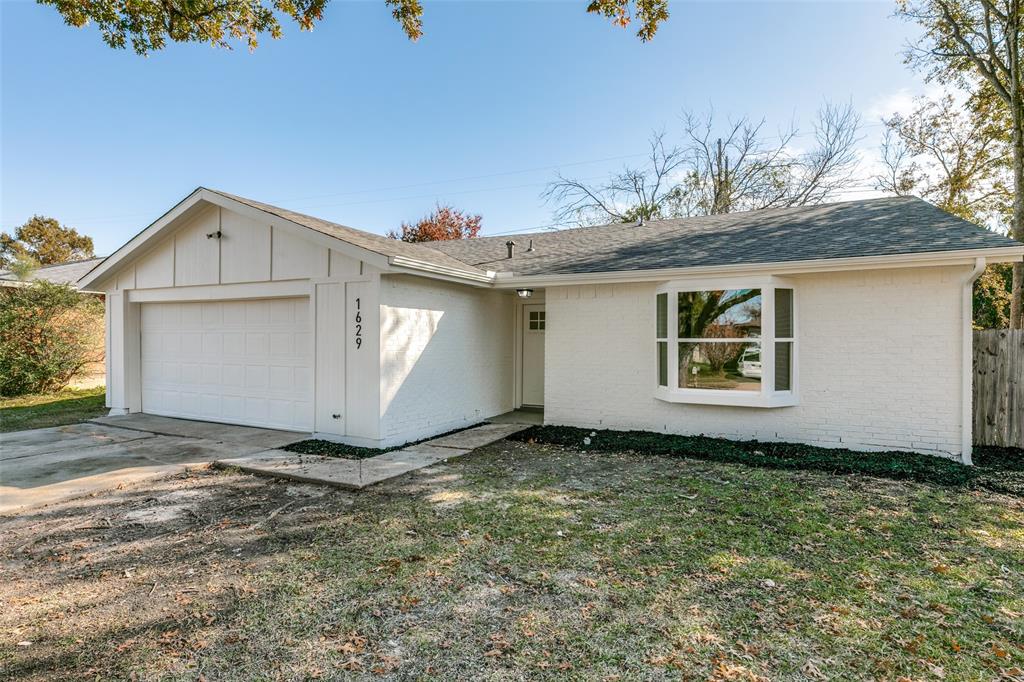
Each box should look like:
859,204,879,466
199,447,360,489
739,347,762,379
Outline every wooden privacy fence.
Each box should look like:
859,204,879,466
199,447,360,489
973,329,1024,448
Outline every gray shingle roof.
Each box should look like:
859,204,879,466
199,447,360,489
427,197,1022,276
0,257,106,288
209,189,490,277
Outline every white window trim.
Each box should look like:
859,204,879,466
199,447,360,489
654,275,799,408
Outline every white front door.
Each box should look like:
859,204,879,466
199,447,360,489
521,304,545,406
140,298,314,431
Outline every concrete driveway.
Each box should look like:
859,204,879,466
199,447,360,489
0,414,305,515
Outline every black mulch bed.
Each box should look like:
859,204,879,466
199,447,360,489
283,422,489,460
508,425,1024,497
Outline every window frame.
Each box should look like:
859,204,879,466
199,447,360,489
654,276,798,408
528,310,546,331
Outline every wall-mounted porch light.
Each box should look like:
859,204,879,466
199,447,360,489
516,288,533,299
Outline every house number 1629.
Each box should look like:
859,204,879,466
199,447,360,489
354,297,362,349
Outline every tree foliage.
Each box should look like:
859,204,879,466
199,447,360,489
896,0,1024,327
974,262,1015,328
544,102,861,226
0,216,95,269
387,204,483,243
0,282,105,397
39,0,668,55
874,89,1015,328
585,0,668,41
700,324,746,375
7,255,41,282
876,91,1012,228
675,289,760,383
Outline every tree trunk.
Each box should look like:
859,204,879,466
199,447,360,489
1012,89,1024,330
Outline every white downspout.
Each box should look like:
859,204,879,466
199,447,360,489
960,257,986,465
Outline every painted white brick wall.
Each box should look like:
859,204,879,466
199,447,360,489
379,274,514,445
544,266,969,457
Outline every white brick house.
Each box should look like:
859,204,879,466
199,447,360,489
78,187,1024,463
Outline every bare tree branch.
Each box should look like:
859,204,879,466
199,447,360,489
544,102,862,225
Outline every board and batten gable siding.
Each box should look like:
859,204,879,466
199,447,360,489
544,266,968,457
378,274,514,447
102,204,363,293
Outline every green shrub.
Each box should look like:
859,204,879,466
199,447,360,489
509,425,1024,496
0,281,104,397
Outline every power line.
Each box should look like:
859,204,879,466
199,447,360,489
65,145,890,228
285,175,610,213
264,152,651,205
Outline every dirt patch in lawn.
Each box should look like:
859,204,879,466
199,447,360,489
2,442,1023,681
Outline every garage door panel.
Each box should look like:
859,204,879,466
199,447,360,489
223,396,244,420
141,298,313,432
202,333,223,355
200,393,221,415
162,333,181,354
269,299,296,324
246,365,268,389
269,332,293,356
223,364,244,387
246,332,268,356
245,300,270,325
223,302,246,325
295,367,313,392
181,304,202,326
295,332,312,357
201,303,222,326
223,332,244,355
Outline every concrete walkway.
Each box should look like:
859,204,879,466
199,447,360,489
215,422,530,489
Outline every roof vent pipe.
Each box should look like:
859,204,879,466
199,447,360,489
526,239,534,252
505,240,516,258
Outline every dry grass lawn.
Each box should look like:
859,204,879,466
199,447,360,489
2,440,1022,680
0,387,107,433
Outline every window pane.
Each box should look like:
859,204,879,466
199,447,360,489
775,342,792,391
657,342,668,386
678,290,761,339
656,293,667,338
678,341,762,391
775,288,793,338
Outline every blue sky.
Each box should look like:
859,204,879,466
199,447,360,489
1,0,927,255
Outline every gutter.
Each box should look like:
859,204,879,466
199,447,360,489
491,246,1024,288
387,255,496,284
960,256,986,465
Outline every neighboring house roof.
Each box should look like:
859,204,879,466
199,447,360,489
0,257,106,289
427,197,1023,276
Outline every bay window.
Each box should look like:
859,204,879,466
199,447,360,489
654,277,797,407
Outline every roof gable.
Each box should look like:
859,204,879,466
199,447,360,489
78,188,490,290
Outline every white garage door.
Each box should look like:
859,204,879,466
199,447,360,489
141,298,314,431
